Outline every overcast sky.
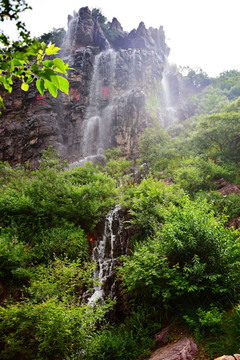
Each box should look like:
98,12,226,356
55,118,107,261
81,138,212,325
2,0,240,77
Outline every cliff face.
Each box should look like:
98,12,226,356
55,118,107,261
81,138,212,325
0,7,171,167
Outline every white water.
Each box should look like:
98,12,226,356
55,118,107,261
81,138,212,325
88,205,125,305
160,60,177,128
81,49,117,159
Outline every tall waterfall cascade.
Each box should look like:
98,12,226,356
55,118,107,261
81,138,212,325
82,49,117,158
159,60,179,128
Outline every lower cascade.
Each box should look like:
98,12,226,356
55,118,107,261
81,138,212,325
88,205,129,305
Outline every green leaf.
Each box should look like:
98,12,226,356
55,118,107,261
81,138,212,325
57,76,69,94
1,62,9,70
31,64,39,72
21,82,29,91
49,75,59,88
45,44,60,56
12,59,23,66
0,95,6,109
40,68,56,82
44,80,58,98
53,58,67,74
26,76,33,84
43,60,54,68
36,79,44,95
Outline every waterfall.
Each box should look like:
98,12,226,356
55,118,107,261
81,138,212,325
81,49,117,159
160,60,177,128
88,205,128,305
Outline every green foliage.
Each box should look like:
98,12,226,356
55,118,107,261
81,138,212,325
0,41,70,105
0,232,30,283
184,305,240,356
0,0,32,46
196,191,240,220
26,258,95,304
137,126,169,171
0,298,112,360
213,70,240,100
86,308,158,360
29,224,89,264
183,305,224,341
172,156,228,194
186,85,228,116
194,109,240,161
0,150,117,235
122,176,187,239
92,8,107,25
180,66,210,91
120,199,240,311
37,28,66,48
103,148,132,181
91,8,118,42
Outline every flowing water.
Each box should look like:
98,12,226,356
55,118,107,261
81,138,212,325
88,205,128,305
160,60,177,128
81,49,117,158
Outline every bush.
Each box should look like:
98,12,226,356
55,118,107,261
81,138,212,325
0,298,112,360
26,258,95,304
173,157,229,194
85,308,158,360
122,176,187,240
120,199,240,311
0,159,117,236
0,232,30,284
29,224,89,264
196,191,240,220
184,305,240,357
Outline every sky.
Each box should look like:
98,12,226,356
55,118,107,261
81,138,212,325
1,0,240,77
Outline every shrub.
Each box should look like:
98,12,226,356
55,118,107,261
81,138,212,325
0,232,30,284
121,176,187,240
0,298,112,360
26,258,95,304
173,157,229,194
29,224,88,264
120,199,240,311
85,308,158,360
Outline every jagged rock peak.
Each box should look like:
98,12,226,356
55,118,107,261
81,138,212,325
65,6,170,56
110,17,124,33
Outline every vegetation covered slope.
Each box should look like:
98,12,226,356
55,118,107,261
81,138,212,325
0,69,240,359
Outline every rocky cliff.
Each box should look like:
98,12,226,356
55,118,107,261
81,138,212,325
0,6,172,167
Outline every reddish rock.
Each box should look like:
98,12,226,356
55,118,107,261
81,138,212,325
218,183,240,195
227,217,240,229
215,179,240,195
215,178,228,189
162,177,173,185
155,326,169,346
149,336,198,360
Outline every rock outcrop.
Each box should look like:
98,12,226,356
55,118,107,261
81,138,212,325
0,6,171,167
149,336,198,360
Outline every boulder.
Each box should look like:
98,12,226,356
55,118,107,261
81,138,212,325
148,336,198,360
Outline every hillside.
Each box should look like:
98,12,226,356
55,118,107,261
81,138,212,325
0,6,240,360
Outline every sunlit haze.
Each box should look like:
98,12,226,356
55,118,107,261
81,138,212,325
1,0,240,77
